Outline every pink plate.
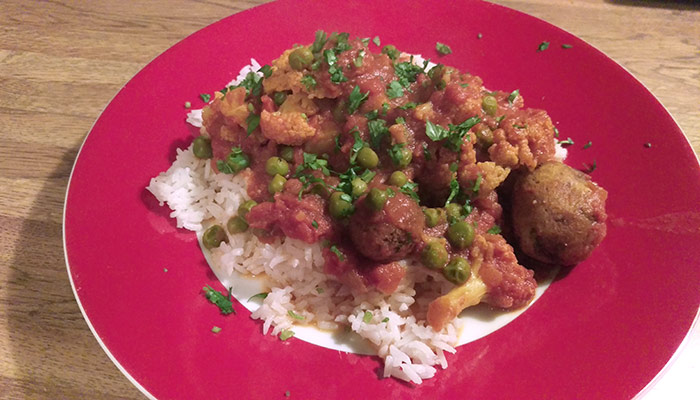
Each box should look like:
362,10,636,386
64,0,700,398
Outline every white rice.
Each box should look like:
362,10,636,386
147,143,461,383
149,55,563,384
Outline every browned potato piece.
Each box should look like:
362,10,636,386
511,161,607,266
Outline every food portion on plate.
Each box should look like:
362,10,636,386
148,31,607,383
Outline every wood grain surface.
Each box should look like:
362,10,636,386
1,1,697,399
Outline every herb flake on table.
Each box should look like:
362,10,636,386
280,330,295,341
211,326,222,333
583,141,592,149
537,41,550,52
203,285,235,315
558,137,574,146
436,42,452,55
199,93,211,102
562,44,573,49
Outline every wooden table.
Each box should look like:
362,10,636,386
1,1,698,398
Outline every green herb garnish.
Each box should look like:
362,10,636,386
537,41,550,52
248,292,269,302
372,36,381,46
288,310,305,320
329,244,345,261
583,141,592,149
301,75,317,90
487,225,501,234
436,42,452,55
203,285,235,315
200,93,211,103
280,330,295,341
558,137,575,146
508,89,519,104
368,119,389,149
347,85,370,114
258,64,273,78
211,326,222,333
217,147,250,174
312,220,319,229
386,80,404,99
246,113,260,136
363,311,373,323
562,44,573,49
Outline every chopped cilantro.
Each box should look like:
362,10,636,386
312,220,319,229
372,36,381,46
487,225,501,234
422,143,432,161
394,62,423,88
248,292,269,302
382,317,390,323
236,71,264,98
330,244,345,261
354,50,365,67
444,116,480,151
387,142,408,166
558,137,575,146
301,75,317,90
426,121,449,141
347,85,370,114
211,326,222,333
445,177,460,206
553,126,560,138
583,160,597,173
382,45,400,60
349,128,367,164
363,311,373,323
333,32,352,53
436,42,452,55
395,117,406,124
324,48,348,84
583,141,592,149
381,102,390,115
537,41,550,52
462,198,473,215
368,119,389,149
562,44,573,49
199,93,211,103
311,30,328,54
365,109,379,120
399,180,420,202
258,64,273,78
288,310,305,320
386,187,396,197
294,152,331,177
203,285,235,315
280,330,295,341
399,102,417,110
246,113,260,136
217,147,250,174
508,89,520,104
386,80,404,99
472,174,482,194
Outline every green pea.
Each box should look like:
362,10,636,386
192,136,212,159
443,257,471,284
421,240,449,270
329,191,354,219
265,156,289,177
367,188,388,211
268,174,287,194
237,200,257,218
445,203,463,220
475,127,494,148
273,91,288,106
227,216,248,234
279,146,294,162
388,171,408,187
357,147,379,169
482,95,498,116
289,47,314,70
202,225,228,250
447,221,475,250
351,178,368,197
392,147,412,168
423,208,444,228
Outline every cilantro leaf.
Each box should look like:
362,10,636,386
330,244,345,261
436,42,452,55
368,119,389,149
445,177,460,206
425,121,449,141
246,113,260,136
562,44,573,49
386,81,404,99
248,292,269,302
203,285,235,315
487,225,501,234
288,310,305,320
258,64,273,78
301,75,317,90
394,62,423,87
347,85,369,114
200,93,211,103
279,330,295,341
349,128,367,164
236,71,264,98
372,36,381,46
583,141,592,149
217,147,250,174
537,41,550,52
558,137,575,146
311,30,328,54
399,180,420,202
508,89,519,104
